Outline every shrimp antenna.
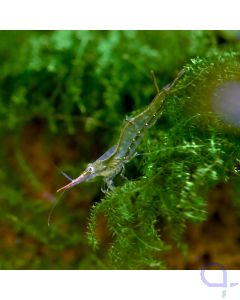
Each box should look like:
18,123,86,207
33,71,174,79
56,167,73,182
48,190,66,227
47,162,73,226
150,70,160,94
51,161,73,182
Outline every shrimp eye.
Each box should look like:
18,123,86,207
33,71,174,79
87,165,94,173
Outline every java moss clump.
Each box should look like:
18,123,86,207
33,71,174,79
1,31,240,269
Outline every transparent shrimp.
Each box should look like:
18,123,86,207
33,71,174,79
56,69,185,193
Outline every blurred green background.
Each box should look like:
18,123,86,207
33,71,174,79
1,31,240,269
